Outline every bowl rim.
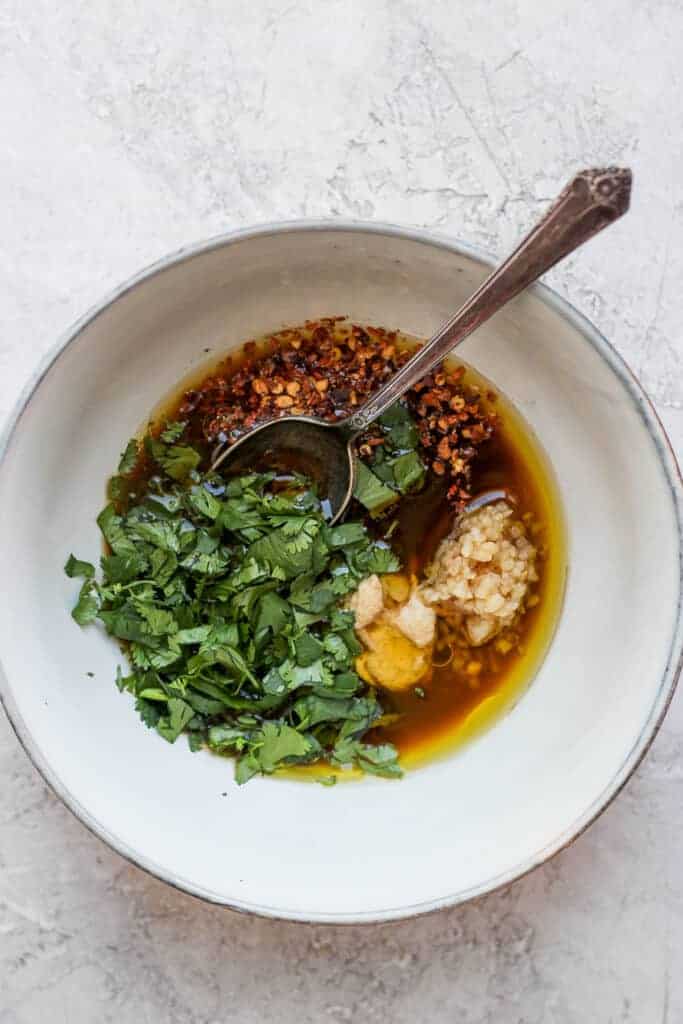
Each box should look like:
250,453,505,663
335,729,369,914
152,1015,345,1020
1,219,681,924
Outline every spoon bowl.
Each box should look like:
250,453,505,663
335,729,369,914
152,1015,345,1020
213,416,354,521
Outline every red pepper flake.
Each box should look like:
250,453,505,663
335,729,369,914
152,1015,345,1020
179,319,494,506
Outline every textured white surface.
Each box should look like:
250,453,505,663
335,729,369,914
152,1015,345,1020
0,2,681,1021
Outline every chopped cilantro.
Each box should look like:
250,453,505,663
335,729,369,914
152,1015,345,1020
118,438,139,475
391,450,425,493
71,581,99,625
66,442,405,784
353,401,426,515
160,420,187,444
353,461,398,516
64,554,95,580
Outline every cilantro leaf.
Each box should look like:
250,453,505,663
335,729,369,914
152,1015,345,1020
354,543,400,576
175,625,212,645
136,604,178,636
99,604,160,646
160,421,187,444
186,485,222,520
64,554,95,580
136,696,163,729
293,695,380,731
129,519,181,553
71,581,99,625
254,722,317,773
97,505,139,558
322,671,363,697
332,739,403,778
390,451,425,493
235,753,261,785
325,522,367,548
108,476,126,502
118,438,139,475
101,552,147,583
248,522,325,579
149,548,178,585
156,697,195,743
353,461,399,516
356,402,426,506
254,592,291,633
379,402,419,451
294,632,324,666
158,444,201,481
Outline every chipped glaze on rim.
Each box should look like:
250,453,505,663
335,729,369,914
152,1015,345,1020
0,221,681,924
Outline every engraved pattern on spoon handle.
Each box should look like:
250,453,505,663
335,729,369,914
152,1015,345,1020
339,167,632,440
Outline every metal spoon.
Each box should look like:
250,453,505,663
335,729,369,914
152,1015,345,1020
211,167,632,522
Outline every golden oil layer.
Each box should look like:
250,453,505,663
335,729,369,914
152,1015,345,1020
137,322,567,777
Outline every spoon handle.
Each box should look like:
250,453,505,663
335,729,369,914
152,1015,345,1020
339,166,632,440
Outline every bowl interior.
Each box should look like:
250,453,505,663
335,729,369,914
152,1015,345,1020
0,226,680,921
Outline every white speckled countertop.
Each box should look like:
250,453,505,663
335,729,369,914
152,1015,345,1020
1,3,682,1021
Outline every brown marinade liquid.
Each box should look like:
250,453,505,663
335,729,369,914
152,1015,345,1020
135,321,567,770
369,391,565,766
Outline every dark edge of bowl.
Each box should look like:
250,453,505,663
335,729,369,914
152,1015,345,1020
0,220,681,924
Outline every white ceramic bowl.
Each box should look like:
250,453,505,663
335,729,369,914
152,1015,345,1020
1,224,681,923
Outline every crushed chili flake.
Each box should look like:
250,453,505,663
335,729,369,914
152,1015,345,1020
179,319,495,506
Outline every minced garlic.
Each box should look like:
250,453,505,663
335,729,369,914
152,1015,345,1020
419,502,538,646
